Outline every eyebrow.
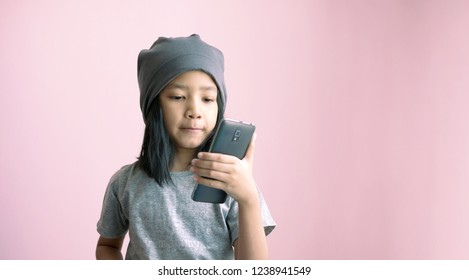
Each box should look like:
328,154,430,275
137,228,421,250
168,83,217,92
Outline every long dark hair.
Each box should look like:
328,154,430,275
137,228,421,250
137,90,225,186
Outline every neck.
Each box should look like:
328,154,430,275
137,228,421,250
171,148,197,172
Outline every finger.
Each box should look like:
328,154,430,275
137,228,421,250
190,164,230,181
243,132,256,161
191,158,233,174
197,152,238,164
193,175,226,191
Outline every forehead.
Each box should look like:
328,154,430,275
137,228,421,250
168,70,217,88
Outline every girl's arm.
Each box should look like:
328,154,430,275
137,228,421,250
191,133,269,259
233,195,269,259
96,235,125,260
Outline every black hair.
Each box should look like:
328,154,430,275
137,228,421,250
137,89,225,186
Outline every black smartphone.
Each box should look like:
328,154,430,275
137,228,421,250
191,118,256,203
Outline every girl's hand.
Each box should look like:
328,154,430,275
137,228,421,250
190,133,259,206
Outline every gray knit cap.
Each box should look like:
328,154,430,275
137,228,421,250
137,34,227,122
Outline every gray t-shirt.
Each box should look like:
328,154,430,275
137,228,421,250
97,162,276,260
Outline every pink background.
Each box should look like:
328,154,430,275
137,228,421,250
1,0,469,259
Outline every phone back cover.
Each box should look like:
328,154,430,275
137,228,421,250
192,119,255,203
210,120,255,159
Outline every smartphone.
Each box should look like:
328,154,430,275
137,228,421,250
191,118,256,203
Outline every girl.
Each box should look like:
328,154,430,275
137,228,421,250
96,34,275,260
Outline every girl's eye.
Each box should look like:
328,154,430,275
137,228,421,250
170,96,184,100
203,97,216,103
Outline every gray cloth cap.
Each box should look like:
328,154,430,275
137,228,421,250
137,34,227,122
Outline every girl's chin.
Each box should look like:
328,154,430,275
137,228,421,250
174,141,204,151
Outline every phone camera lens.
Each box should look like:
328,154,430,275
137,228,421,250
232,129,241,142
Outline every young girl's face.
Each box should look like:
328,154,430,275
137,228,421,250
159,70,219,153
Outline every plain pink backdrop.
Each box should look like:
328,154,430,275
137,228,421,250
1,0,469,259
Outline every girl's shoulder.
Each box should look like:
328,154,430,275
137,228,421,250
108,161,150,188
110,161,137,180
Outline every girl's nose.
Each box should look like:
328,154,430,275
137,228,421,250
185,100,202,119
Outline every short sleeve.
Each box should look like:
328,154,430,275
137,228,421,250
96,173,129,238
226,188,276,245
